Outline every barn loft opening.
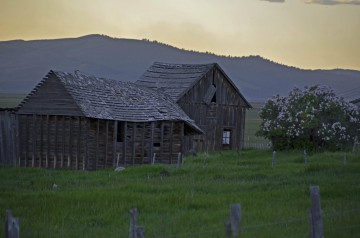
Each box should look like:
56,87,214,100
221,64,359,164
211,70,217,103
204,84,216,105
211,87,217,103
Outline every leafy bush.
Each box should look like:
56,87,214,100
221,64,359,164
256,85,360,151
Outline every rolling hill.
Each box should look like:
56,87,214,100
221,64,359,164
1,34,359,102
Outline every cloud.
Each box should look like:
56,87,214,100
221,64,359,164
304,0,360,5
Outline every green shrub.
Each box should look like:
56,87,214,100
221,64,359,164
257,85,360,151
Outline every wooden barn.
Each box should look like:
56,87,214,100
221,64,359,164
136,62,252,153
17,70,203,170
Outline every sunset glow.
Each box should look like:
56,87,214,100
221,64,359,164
0,0,359,69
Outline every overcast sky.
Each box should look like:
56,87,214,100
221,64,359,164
0,0,359,70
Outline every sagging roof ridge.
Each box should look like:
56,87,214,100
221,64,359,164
18,69,203,135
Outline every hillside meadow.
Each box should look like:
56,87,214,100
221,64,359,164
1,149,359,238
0,93,24,108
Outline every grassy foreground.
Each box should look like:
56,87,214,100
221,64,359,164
1,150,360,238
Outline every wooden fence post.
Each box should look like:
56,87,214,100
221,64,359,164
309,186,324,238
5,210,19,238
304,149,307,165
129,208,137,238
203,152,208,168
225,220,231,238
229,204,241,238
129,208,145,238
353,136,358,153
137,226,145,238
272,150,276,168
177,152,182,168
152,153,156,165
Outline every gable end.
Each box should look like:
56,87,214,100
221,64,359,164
17,72,84,116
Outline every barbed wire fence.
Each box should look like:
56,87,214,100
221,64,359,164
3,162,359,236
147,209,360,238
124,186,360,238
243,132,270,150
243,132,360,153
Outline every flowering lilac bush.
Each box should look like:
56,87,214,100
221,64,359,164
257,85,360,150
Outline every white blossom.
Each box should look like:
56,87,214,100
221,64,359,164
258,84,360,150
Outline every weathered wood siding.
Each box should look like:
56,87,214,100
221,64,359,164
178,67,247,152
17,75,83,116
18,115,184,170
0,111,19,166
19,115,89,169
112,121,183,167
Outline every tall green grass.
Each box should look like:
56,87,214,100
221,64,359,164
1,150,359,238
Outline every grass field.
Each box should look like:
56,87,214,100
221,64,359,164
1,150,359,237
0,93,25,108
244,102,269,148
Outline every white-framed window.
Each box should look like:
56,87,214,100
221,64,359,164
223,129,231,145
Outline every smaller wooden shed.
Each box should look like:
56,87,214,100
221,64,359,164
136,62,252,153
17,70,203,170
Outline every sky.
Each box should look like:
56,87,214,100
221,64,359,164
0,0,359,70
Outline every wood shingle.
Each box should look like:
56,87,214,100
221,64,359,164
16,70,204,170
137,62,252,153
18,70,203,135
136,62,214,102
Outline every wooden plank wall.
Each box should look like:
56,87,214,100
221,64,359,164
17,75,83,116
0,111,19,166
178,67,248,153
19,115,88,170
18,116,184,170
115,121,183,166
86,118,115,170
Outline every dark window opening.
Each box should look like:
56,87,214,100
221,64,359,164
211,84,217,103
211,93,216,103
223,129,231,146
117,122,124,142
153,142,161,147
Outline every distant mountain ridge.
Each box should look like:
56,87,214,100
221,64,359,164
1,34,359,102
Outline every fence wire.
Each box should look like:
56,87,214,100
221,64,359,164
150,207,360,238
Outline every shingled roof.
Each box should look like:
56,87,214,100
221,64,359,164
18,70,203,135
136,62,213,101
136,62,251,107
